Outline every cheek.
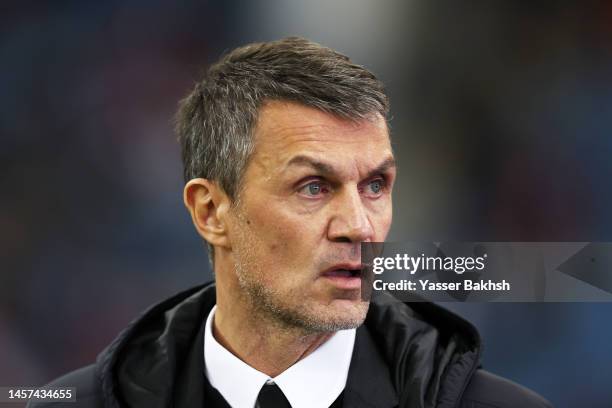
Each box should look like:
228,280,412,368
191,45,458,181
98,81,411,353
270,217,317,255
373,202,393,240
258,213,325,273
246,204,307,257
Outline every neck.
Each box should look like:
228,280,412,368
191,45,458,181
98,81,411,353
212,270,334,377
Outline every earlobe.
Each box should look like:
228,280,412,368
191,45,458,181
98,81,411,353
183,179,231,248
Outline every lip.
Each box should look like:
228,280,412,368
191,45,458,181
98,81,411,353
320,263,364,290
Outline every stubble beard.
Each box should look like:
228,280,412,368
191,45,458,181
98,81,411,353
234,205,370,336
232,226,369,334
235,261,369,334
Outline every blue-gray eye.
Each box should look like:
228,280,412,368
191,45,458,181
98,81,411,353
307,183,321,195
299,181,329,197
369,179,383,193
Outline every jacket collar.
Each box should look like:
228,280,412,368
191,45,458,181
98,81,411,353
173,302,400,408
363,291,481,408
96,283,215,408
343,324,399,408
96,282,481,408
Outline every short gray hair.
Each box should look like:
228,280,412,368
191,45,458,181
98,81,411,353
175,36,389,264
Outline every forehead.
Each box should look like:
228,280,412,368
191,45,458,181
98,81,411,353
250,101,392,176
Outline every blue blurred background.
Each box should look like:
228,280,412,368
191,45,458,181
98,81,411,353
1,1,612,407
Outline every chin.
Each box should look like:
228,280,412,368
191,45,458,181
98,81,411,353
303,299,370,332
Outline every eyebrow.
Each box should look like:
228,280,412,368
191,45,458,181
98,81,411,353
285,155,396,179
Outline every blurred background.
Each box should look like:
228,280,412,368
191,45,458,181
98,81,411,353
1,1,612,407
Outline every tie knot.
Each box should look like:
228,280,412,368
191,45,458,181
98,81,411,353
256,382,291,408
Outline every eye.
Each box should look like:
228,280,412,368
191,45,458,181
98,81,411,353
298,180,329,197
362,178,386,197
369,179,383,193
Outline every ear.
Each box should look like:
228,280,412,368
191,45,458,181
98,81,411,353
183,178,232,249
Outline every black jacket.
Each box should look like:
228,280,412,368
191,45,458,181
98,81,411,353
30,282,552,408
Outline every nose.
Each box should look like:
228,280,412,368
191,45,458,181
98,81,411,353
328,188,374,243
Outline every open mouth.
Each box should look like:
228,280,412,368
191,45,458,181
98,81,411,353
320,266,363,290
323,268,362,278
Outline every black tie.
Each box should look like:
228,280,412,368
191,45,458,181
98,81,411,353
255,382,292,408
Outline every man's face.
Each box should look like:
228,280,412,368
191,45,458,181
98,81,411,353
226,101,395,332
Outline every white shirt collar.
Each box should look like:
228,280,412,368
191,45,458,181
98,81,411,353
204,305,356,408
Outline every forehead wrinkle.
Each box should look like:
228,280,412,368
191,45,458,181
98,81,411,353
284,155,337,176
254,104,389,151
252,124,370,174
249,103,392,182
264,124,369,146
284,154,395,182
267,123,330,135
